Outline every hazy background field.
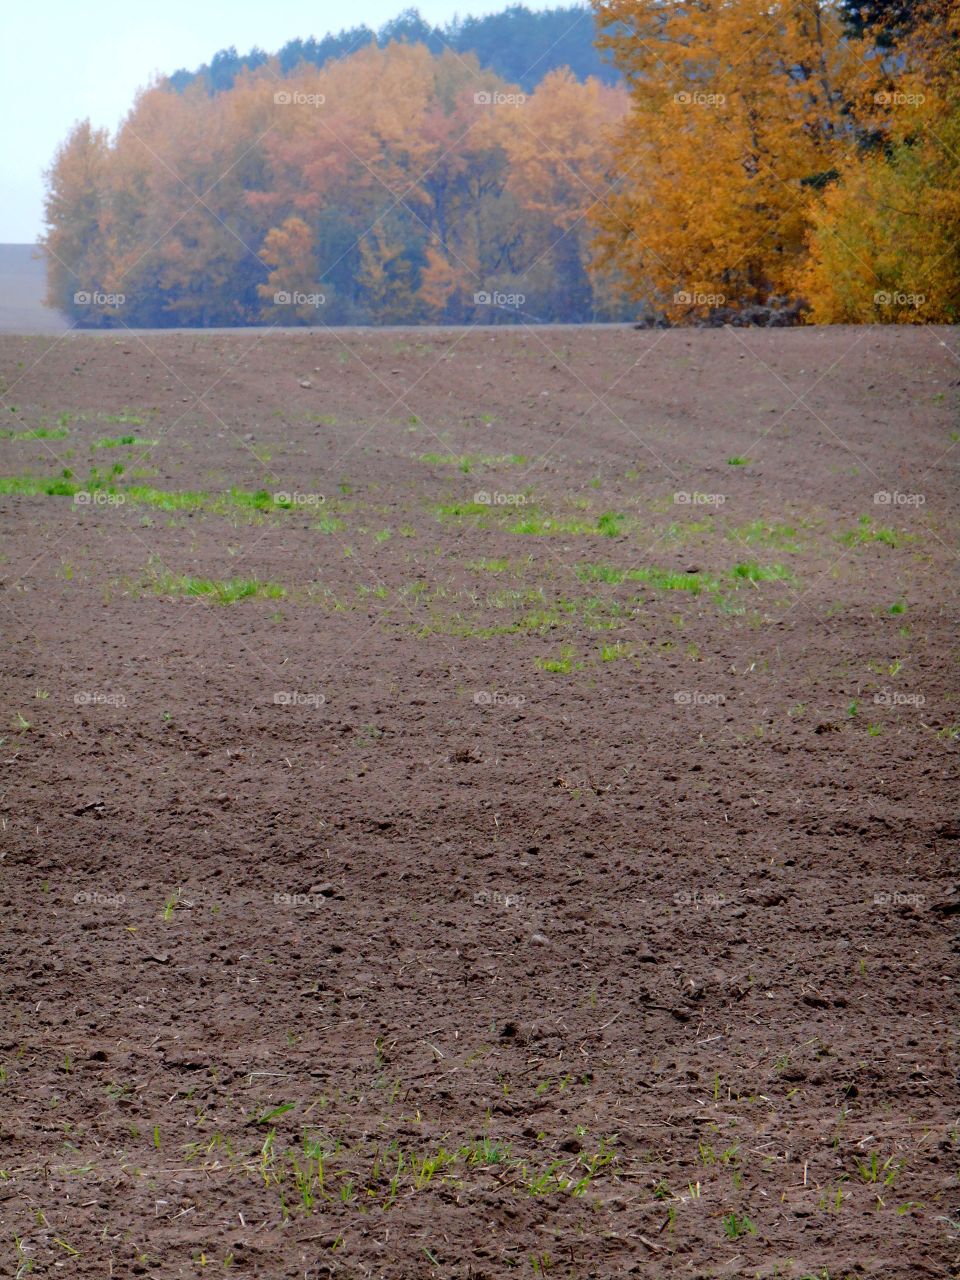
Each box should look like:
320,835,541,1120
0,245,67,333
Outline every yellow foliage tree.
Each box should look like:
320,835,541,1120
490,69,627,232
418,244,464,315
481,69,628,317
357,225,417,322
258,216,326,320
797,0,960,322
590,0,867,320
43,122,111,315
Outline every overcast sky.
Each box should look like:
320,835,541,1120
0,0,524,242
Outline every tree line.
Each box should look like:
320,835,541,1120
167,5,617,96
43,1,958,326
44,41,628,327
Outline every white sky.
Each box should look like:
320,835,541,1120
0,0,537,241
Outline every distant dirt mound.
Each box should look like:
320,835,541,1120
0,245,68,333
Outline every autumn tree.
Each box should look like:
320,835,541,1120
590,0,866,320
43,36,631,325
485,68,628,319
105,72,275,325
42,122,111,320
838,0,918,41
798,0,960,322
258,216,328,321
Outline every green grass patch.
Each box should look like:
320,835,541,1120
576,563,718,593
730,560,791,583
728,520,801,552
537,648,575,674
434,501,491,519
575,563,628,585
419,452,527,471
506,510,605,536
468,557,512,574
435,502,627,539
726,456,750,466
663,519,715,541
145,566,286,604
722,1211,756,1240
633,567,718,592
576,560,790,593
123,484,211,510
99,410,146,425
600,640,631,662
0,473,83,497
0,426,69,441
183,1126,616,1215
93,435,158,449
839,516,900,547
0,473,300,519
596,511,625,537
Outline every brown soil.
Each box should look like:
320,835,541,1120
0,325,957,1279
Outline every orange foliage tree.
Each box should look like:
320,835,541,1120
43,41,629,326
797,0,960,322
589,0,867,320
258,216,326,320
485,69,629,318
44,122,111,315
